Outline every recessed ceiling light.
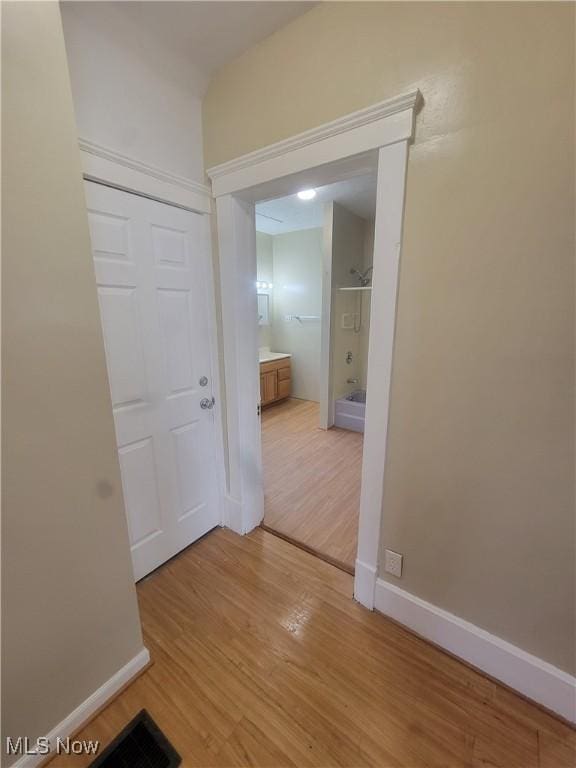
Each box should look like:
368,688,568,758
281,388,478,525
297,189,316,201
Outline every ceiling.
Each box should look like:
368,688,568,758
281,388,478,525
103,2,316,82
256,175,378,235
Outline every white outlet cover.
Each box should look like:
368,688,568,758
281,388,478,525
384,549,403,578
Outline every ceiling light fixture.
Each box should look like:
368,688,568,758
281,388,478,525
297,189,316,201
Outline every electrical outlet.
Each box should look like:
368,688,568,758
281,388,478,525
384,549,403,578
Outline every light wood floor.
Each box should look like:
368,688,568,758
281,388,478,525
50,528,574,767
262,398,362,570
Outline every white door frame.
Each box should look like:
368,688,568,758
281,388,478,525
77,140,229,538
208,90,422,609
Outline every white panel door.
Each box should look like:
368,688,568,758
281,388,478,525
85,181,220,580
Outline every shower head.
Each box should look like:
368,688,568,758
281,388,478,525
350,266,373,287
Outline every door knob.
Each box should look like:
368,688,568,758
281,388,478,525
200,397,215,410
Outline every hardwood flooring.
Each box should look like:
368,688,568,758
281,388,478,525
261,398,362,570
51,528,574,767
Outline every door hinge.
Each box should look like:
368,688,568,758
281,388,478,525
257,403,262,417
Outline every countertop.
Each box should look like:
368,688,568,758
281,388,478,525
259,351,292,364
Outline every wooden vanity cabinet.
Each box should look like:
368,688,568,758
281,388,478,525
260,358,291,407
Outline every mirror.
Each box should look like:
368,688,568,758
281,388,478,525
257,293,269,326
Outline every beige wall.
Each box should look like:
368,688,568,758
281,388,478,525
203,2,575,673
2,2,144,759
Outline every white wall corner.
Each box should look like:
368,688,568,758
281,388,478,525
10,648,150,768
354,559,378,609
374,579,576,724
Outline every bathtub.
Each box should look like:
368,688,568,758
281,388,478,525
334,390,366,433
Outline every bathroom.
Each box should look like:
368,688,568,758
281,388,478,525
255,175,375,572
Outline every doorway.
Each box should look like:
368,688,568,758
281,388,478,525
254,177,376,572
209,88,420,608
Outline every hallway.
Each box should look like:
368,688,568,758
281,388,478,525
261,398,362,571
52,528,574,767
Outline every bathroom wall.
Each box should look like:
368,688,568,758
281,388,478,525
256,227,323,401
272,228,323,401
256,231,274,349
358,219,375,389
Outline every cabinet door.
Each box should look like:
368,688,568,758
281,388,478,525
260,374,266,404
278,378,291,400
278,365,291,381
261,370,278,404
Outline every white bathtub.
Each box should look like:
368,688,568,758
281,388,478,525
334,390,366,433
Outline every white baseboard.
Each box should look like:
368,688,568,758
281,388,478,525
10,648,150,768
374,578,576,723
221,495,265,537
354,559,377,608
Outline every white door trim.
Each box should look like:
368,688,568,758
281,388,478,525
355,140,409,607
207,89,422,602
207,89,421,197
79,139,212,214
79,152,227,539
214,195,264,532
